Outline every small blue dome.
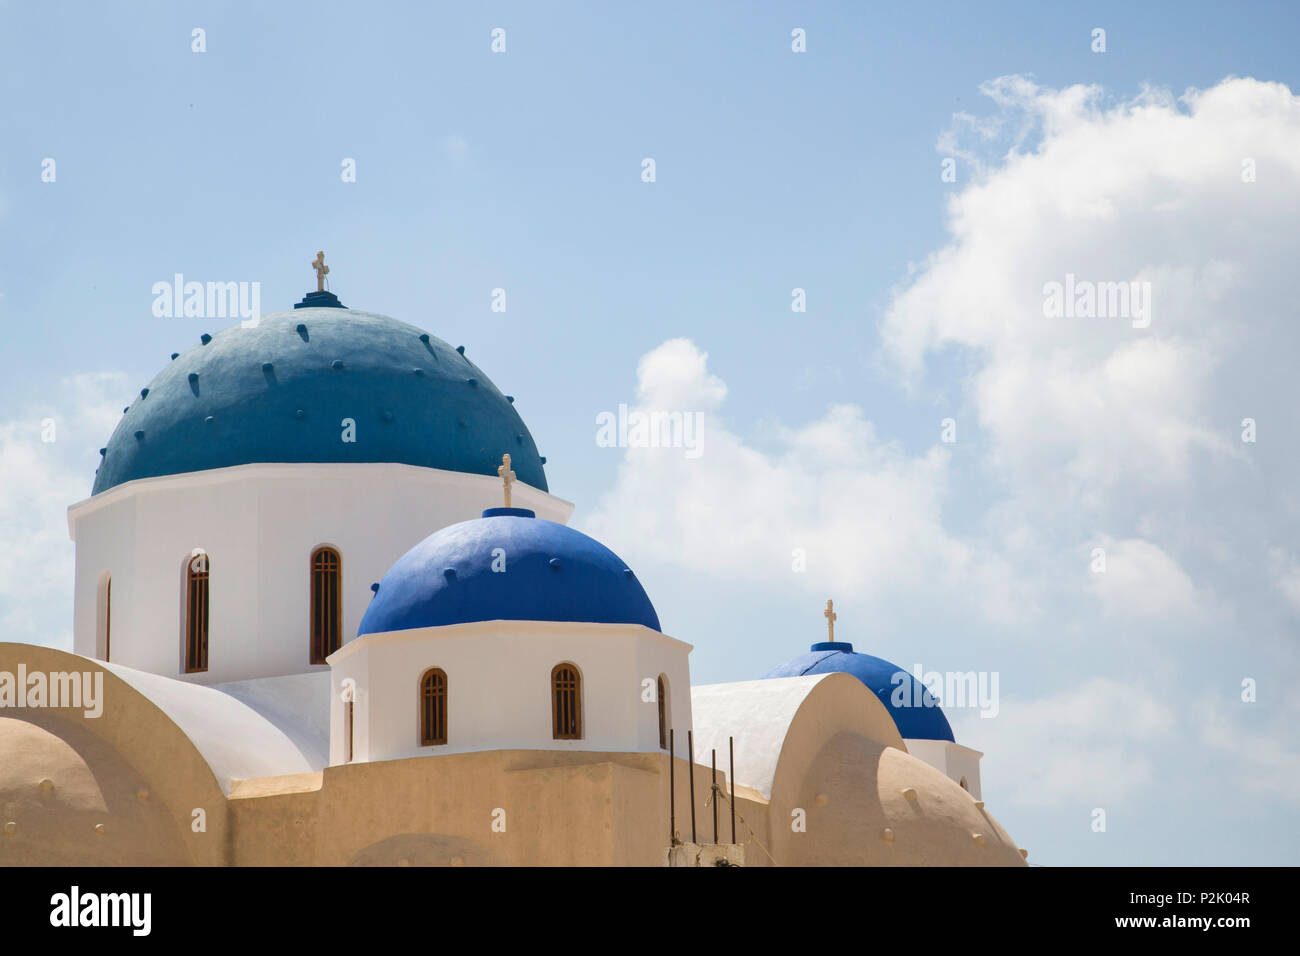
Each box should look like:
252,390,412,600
358,509,660,635
93,308,546,494
763,641,955,742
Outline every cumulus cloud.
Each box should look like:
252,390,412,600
1266,547,1300,614
587,77,1300,822
584,338,1024,628
885,76,1299,527
1089,536,1200,621
1200,692,1300,807
0,372,125,647
953,678,1177,809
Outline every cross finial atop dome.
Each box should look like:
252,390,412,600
824,599,837,641
312,251,330,292
294,252,346,309
498,453,516,507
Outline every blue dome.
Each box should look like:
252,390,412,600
358,508,661,635
93,307,547,494
763,642,955,742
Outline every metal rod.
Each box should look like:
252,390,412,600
729,735,736,844
669,728,676,844
711,748,718,844
687,730,697,844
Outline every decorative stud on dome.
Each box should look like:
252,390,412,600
456,345,465,355
200,333,212,345
498,453,516,507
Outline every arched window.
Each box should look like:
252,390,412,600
657,673,670,750
341,679,356,763
97,572,112,662
184,552,209,673
552,663,582,740
419,668,448,746
310,547,342,664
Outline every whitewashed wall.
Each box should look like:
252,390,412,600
903,738,984,799
327,620,693,764
68,462,573,684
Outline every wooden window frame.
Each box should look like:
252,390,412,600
184,553,209,674
310,546,342,665
344,698,354,763
551,662,582,740
419,668,448,746
657,674,668,750
97,571,112,662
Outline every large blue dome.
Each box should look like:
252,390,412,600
358,508,661,636
93,307,547,494
763,642,955,742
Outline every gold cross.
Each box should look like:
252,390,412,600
498,453,516,507
312,251,329,292
824,599,837,641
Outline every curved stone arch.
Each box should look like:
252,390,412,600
0,643,232,864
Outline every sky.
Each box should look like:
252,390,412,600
2,1,1299,865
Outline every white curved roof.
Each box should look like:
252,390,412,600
690,675,830,801
104,663,330,794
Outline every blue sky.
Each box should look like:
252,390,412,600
3,1,1299,865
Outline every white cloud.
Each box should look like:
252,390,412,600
441,134,469,164
884,76,1300,527
584,339,1024,629
1089,536,1200,621
1266,547,1300,614
1200,693,1300,807
954,678,1177,808
0,372,125,647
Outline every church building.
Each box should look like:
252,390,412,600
0,258,1026,866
